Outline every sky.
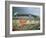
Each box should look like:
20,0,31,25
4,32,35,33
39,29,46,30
13,7,40,16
